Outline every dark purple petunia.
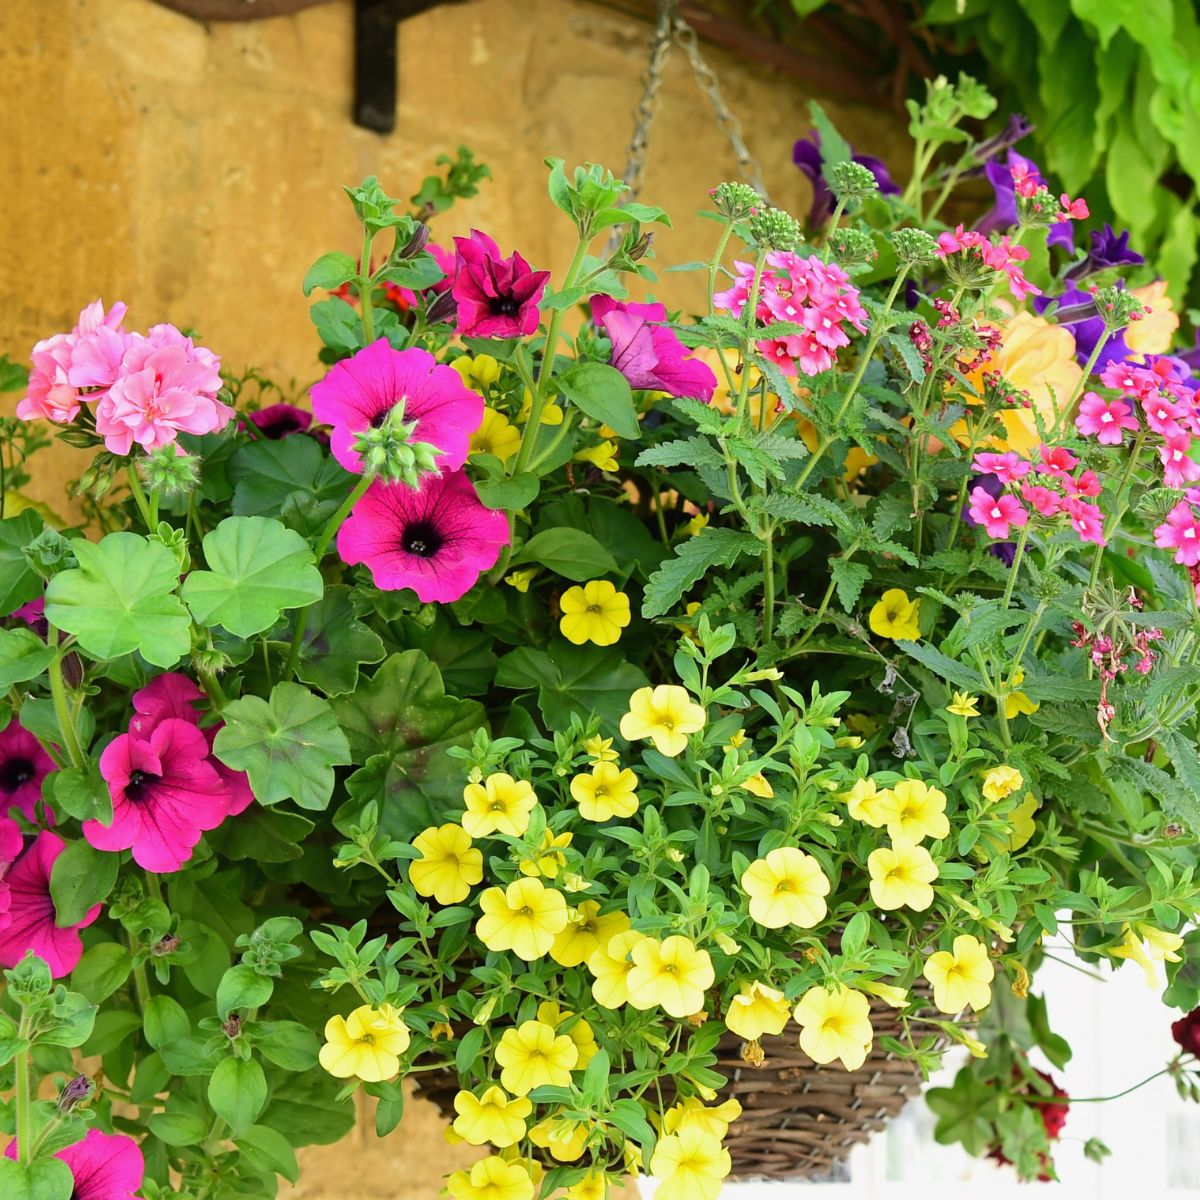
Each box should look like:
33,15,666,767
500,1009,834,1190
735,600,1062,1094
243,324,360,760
248,403,314,439
792,131,899,228
961,474,1016,566
1064,224,1144,284
1035,285,1129,370
6,1128,144,1200
978,151,1074,253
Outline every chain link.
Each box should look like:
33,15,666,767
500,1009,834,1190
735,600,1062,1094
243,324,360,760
620,0,674,200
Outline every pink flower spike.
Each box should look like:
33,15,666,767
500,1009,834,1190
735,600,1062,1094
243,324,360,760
972,451,1030,484
1075,391,1139,445
1039,445,1079,476
450,230,550,339
794,332,834,377
968,486,1029,539
1021,483,1062,517
0,723,54,825
802,304,852,351
1155,501,1200,565
5,1128,144,1200
1160,434,1200,489
756,338,798,377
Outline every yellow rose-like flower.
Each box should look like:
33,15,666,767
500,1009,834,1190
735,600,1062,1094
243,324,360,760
1110,922,1184,988
570,761,639,822
518,387,564,425
662,1097,743,1141
1126,280,1179,356
476,877,569,961
877,779,950,844
740,847,831,929
947,692,980,718
536,1000,599,1068
452,1086,532,1148
627,935,715,1018
559,580,631,647
793,985,874,1071
725,980,791,1041
868,589,921,641
471,408,522,461
839,777,888,827
504,568,537,592
495,1020,579,1096
587,929,646,1009
649,1128,731,1200
982,765,1024,804
922,934,995,1013
447,1154,534,1200
574,440,619,472
518,828,573,879
409,823,484,905
550,901,630,969
868,838,939,911
529,1113,592,1162
619,685,706,757
319,1003,411,1082
583,735,618,763
740,772,774,799
462,773,538,838
451,353,503,393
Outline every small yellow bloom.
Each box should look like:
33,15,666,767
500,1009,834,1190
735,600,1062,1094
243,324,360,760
982,765,1023,804
867,838,938,911
574,440,619,472
662,1097,742,1142
683,511,710,537
495,1020,579,1096
451,353,503,392
1007,793,1038,851
570,761,639,822
409,823,484,905
504,568,537,593
559,580,631,647
649,1127,731,1200
740,772,774,799
741,847,831,929
319,1004,411,1082
550,901,631,969
452,1086,532,1147
583,734,618,764
529,1113,592,1162
564,1173,607,1200
587,929,647,1009
1003,669,1039,718
728,730,747,750
725,981,790,1041
793,985,874,1071
947,692,980,718
518,387,564,425
1110,922,1184,988
471,408,522,461
535,1000,599,1068
869,589,921,641
462,773,538,838
860,980,909,1008
674,600,703,636
619,685,706,757
1127,280,1179,356
446,1154,534,1200
476,877,569,961
877,779,949,844
627,935,715,1018
839,777,888,827
923,934,995,1013
518,828,573,879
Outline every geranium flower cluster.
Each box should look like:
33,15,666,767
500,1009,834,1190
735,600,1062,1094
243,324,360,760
19,299,232,454
713,252,868,377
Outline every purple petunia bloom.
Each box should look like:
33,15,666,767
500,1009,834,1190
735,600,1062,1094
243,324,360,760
1064,224,1144,284
979,151,1074,253
6,1128,144,1200
590,295,717,401
792,131,899,228
451,230,550,340
0,722,54,824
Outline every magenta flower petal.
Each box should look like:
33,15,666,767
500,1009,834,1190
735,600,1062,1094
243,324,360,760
0,723,54,824
310,340,483,475
203,726,255,816
337,470,509,603
130,672,205,737
0,832,100,977
5,1128,144,1200
451,230,550,339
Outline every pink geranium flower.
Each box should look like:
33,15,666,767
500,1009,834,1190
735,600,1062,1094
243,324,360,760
0,723,54,824
1075,392,1139,445
5,1128,144,1200
1155,501,1200,566
973,452,1030,484
968,486,1029,539
18,334,81,424
0,832,100,977
451,230,550,339
310,340,482,475
86,719,231,873
337,470,509,603
591,296,717,401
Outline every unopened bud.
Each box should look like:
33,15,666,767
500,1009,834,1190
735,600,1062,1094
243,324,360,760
395,222,431,261
426,290,458,325
827,227,877,266
741,1039,766,1068
153,934,181,957
710,181,762,222
353,403,444,486
748,206,803,252
890,228,939,267
139,445,200,497
58,1075,94,1114
827,160,879,205
23,527,74,579
222,1014,243,1040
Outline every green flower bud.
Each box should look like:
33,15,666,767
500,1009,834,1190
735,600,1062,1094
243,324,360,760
5,952,53,1005
710,181,762,221
23,526,75,580
748,206,803,251
827,227,877,267
138,445,201,497
1093,286,1147,335
827,160,879,205
353,403,444,486
149,522,191,574
890,228,939,266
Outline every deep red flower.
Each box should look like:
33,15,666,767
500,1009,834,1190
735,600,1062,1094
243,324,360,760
451,230,549,339
1173,1007,1200,1057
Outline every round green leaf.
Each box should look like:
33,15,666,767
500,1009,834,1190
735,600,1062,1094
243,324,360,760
216,964,274,1018
512,529,618,581
208,1056,267,1136
143,995,190,1049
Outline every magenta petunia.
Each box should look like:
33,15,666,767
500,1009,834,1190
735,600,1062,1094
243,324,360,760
85,719,231,873
5,1128,144,1200
591,295,717,401
451,230,550,339
0,832,100,977
337,470,509,603
310,340,483,476
0,723,54,824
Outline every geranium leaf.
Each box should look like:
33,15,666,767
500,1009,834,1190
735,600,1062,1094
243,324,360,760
295,585,386,696
214,682,351,811
229,436,354,522
45,533,190,667
182,516,323,638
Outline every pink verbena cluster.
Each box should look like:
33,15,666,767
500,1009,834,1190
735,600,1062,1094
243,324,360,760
713,252,868,377
1010,161,1090,224
934,226,1040,301
19,300,232,455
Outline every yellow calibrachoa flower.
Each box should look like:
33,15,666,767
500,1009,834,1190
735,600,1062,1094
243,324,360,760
318,1004,411,1082
923,934,995,1013
662,1097,742,1141
587,929,646,1009
476,877,569,961
1003,667,1039,719
627,935,715,1018
504,567,537,592
471,408,522,461
947,691,980,718
868,589,921,640
1110,922,1184,988
682,511,710,537
741,847,831,929
451,353,502,392
1007,793,1038,851
982,765,1024,803
740,772,774,799
462,773,538,838
649,1128,731,1200
574,440,619,472
867,838,938,911
570,761,639,822
452,1086,532,1147
793,985,874,1071
620,685,706,757
564,1173,607,1200
550,901,631,969
409,823,484,904
877,779,950,843
725,981,791,1041
536,1000,599,1068
518,829,573,879
839,777,888,827
447,1154,534,1200
1126,280,1179,355
583,735,618,763
518,387,564,425
559,580,631,647
861,980,909,1008
529,1114,591,1162
495,1020,578,1095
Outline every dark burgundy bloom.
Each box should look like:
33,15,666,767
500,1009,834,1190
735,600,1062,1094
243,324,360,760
1064,224,1144,283
249,403,313,439
591,295,717,400
451,230,550,339
0,722,54,824
793,130,898,227
1173,1007,1200,1057
6,1128,144,1200
979,150,1074,253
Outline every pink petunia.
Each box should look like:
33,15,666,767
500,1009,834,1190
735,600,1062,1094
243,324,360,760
0,832,100,977
591,296,717,401
1075,391,1139,445
5,1128,143,1200
1039,445,1079,477
968,486,1029,539
1155,501,1200,566
86,719,231,873
1160,433,1200,489
1021,483,1062,517
451,230,550,339
0,723,54,824
309,340,483,476
972,452,1030,484
337,470,509,604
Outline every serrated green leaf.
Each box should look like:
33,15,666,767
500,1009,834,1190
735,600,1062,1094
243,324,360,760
642,528,763,619
830,559,870,612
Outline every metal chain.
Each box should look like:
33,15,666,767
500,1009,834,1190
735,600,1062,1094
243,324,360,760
620,0,675,200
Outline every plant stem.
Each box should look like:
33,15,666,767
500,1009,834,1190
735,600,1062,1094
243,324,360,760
706,221,735,318
125,467,155,531
1064,1067,1172,1104
15,1038,32,1165
762,526,777,644
1054,327,1113,441
357,227,376,346
1089,429,1148,588
46,627,87,771
1001,524,1031,609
